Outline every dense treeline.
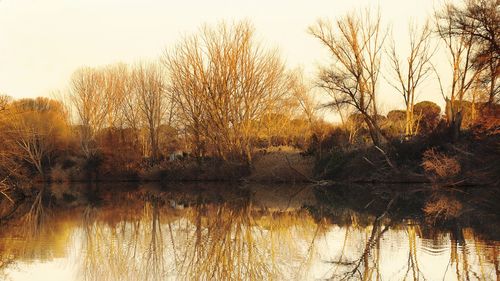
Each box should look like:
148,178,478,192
0,0,498,189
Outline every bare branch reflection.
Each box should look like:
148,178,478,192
0,183,498,281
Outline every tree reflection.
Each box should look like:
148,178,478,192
80,198,169,281
176,200,272,280
442,227,500,281
327,214,389,281
0,183,499,281
403,224,425,281
77,190,320,281
144,200,166,280
23,187,46,238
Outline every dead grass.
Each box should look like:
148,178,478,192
247,146,314,182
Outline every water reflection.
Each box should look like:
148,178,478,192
76,188,319,281
0,183,498,281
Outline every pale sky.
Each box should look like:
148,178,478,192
0,0,449,115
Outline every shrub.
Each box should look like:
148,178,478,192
421,148,460,180
423,195,462,223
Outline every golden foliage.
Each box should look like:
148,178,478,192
0,97,70,176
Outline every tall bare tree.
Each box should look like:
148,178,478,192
440,0,499,105
69,68,109,157
130,63,169,162
165,21,292,163
387,22,434,137
164,34,207,159
102,64,129,130
290,70,318,128
436,3,483,139
309,9,388,146
69,65,133,158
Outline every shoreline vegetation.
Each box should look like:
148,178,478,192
1,0,499,229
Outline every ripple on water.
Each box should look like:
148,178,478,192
420,238,451,256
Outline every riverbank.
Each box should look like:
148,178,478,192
2,145,313,185
315,125,500,186
308,123,500,231
1,120,499,231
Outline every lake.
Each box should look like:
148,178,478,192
0,182,498,281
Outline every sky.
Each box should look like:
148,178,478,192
0,0,449,118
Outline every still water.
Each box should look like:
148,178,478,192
0,183,498,281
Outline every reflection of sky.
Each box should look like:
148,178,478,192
8,259,74,281
312,228,498,281
4,218,499,281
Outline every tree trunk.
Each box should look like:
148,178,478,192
364,116,386,147
488,62,497,105
451,110,463,141
405,106,412,138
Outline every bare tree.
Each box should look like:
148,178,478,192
69,68,109,157
387,22,434,138
435,3,483,139
165,21,292,163
309,9,388,146
102,64,129,130
440,0,499,105
290,70,318,128
164,34,207,159
69,65,133,158
130,63,169,162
